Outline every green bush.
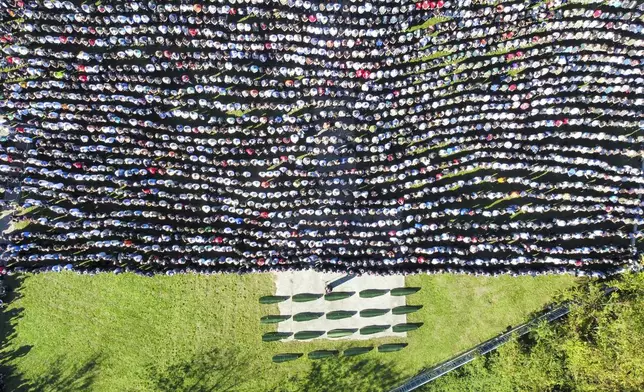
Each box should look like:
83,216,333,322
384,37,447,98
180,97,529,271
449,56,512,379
428,273,644,391
343,347,373,357
260,315,290,324
272,353,302,363
293,312,324,322
294,331,325,340
259,296,289,304
327,329,357,339
324,292,355,301
390,287,421,297
391,305,423,315
359,289,389,298
292,293,322,302
392,323,423,333
308,350,339,360
360,325,390,335
326,311,356,320
262,332,292,342
360,308,390,318
378,343,408,353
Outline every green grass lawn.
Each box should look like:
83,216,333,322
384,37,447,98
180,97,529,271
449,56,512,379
0,272,578,392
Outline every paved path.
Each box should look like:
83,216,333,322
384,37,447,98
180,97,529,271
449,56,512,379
274,270,407,341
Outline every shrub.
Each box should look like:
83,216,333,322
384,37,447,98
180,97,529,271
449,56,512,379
259,296,289,304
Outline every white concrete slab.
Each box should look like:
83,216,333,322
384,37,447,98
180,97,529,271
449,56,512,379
274,271,407,341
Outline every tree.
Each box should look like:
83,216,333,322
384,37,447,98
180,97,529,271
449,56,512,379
425,273,644,392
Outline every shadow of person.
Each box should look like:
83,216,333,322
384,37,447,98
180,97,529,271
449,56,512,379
145,347,258,392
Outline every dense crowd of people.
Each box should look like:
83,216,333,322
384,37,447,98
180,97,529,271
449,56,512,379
0,0,642,276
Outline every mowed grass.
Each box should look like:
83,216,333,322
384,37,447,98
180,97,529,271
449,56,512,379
0,272,577,391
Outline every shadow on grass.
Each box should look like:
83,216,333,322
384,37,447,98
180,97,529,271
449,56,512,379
275,354,402,392
13,353,103,392
0,275,31,389
145,347,258,392
0,275,103,392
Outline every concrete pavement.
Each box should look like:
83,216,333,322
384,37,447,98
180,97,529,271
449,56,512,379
274,270,408,341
